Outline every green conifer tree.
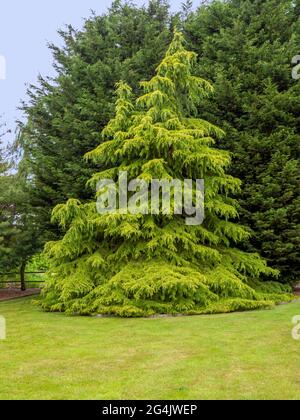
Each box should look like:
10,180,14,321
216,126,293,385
0,130,41,286
40,31,292,317
0,131,15,272
19,0,172,246
186,0,300,282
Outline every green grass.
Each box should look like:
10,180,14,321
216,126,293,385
0,297,300,400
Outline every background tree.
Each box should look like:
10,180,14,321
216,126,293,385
185,0,300,282
17,0,300,284
0,122,41,289
19,0,173,245
181,0,193,20
0,121,16,273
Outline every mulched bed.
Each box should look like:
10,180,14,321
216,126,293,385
0,289,40,302
294,285,300,296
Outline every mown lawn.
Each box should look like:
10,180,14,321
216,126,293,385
0,297,300,400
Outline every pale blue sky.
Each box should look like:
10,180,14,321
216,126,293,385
0,0,195,145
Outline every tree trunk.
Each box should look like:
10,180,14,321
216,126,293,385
20,261,26,291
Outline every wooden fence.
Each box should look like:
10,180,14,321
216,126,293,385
0,272,46,289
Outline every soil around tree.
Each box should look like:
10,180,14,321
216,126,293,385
0,288,40,301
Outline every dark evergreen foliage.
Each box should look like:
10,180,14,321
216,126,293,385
185,0,300,281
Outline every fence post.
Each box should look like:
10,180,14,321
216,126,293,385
20,262,26,291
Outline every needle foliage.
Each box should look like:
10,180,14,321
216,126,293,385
39,32,292,317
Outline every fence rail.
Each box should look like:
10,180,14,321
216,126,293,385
0,272,46,276
0,272,46,287
0,280,45,284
